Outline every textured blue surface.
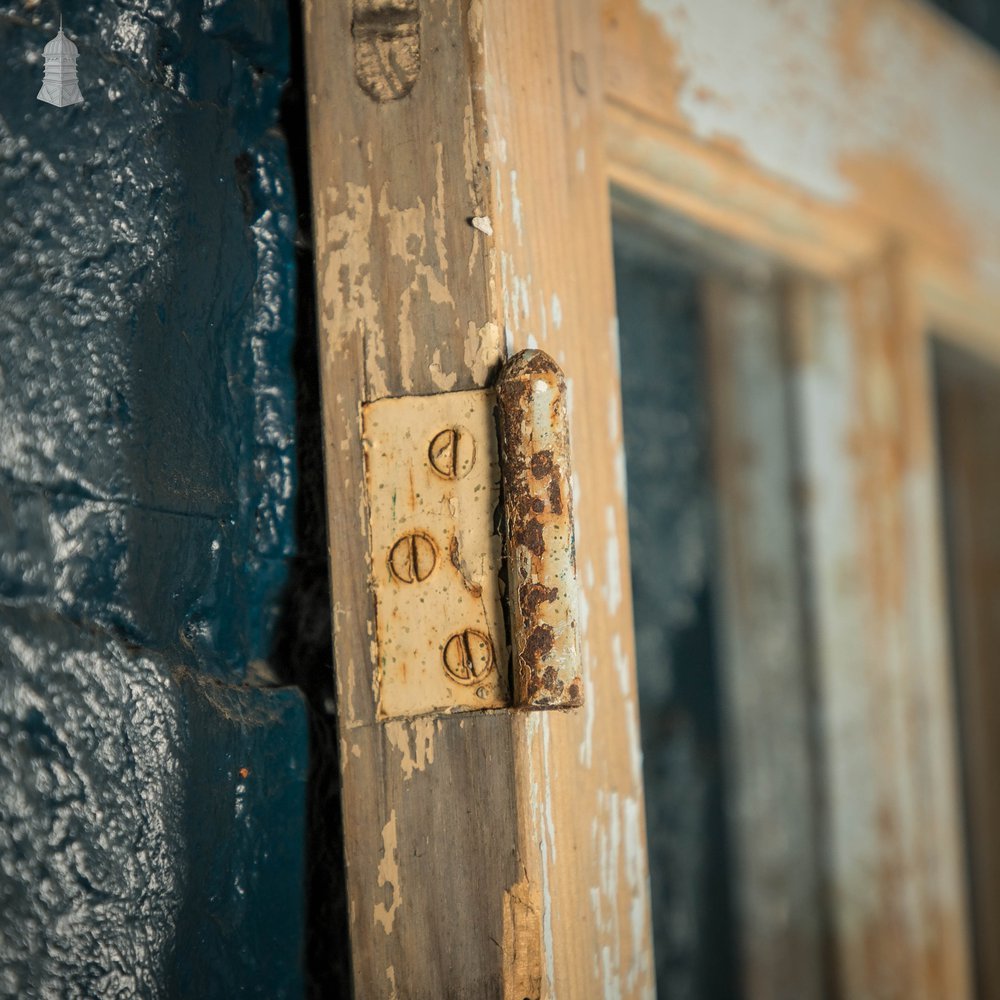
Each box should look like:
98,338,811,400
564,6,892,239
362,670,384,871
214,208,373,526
0,0,309,995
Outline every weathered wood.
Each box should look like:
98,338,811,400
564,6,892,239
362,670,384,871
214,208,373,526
304,0,652,995
787,270,971,1000
703,275,826,1000
304,2,518,994
483,2,654,993
601,3,989,997
601,0,1000,284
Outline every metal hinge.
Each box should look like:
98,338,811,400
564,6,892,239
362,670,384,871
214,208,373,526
362,350,583,720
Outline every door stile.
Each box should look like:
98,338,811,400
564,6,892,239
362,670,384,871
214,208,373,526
303,1,653,996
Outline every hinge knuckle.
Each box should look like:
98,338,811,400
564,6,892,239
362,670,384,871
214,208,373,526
497,350,583,710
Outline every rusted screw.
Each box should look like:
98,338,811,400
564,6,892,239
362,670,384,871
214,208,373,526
442,629,495,684
388,532,436,583
428,426,476,480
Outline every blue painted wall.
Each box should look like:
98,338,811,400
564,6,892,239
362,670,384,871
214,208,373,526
0,1,310,995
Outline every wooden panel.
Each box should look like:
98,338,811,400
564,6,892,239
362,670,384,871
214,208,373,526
787,269,971,1000
935,343,1000,1000
600,0,1000,285
304,0,652,995
703,275,826,1000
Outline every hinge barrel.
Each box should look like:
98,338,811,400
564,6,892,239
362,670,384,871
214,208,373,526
497,350,583,709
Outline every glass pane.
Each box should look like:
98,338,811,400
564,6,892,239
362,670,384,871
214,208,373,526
935,340,1000,1000
613,229,740,999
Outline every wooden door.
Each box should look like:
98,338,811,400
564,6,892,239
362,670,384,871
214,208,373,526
303,1,1000,997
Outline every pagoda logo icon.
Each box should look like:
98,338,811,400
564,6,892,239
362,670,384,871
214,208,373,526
38,19,83,107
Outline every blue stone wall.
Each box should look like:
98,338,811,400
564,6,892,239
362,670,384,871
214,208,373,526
0,1,309,996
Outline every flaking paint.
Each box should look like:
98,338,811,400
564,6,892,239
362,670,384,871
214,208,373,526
611,0,1000,281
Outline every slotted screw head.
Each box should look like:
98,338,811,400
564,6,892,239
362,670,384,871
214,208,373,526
442,629,495,684
388,532,437,583
428,426,476,480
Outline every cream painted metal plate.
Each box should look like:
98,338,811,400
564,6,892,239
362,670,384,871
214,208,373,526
362,389,510,719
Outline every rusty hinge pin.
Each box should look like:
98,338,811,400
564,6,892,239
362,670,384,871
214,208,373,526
497,349,583,709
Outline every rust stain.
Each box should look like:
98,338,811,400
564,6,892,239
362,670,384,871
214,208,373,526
520,582,558,618
840,154,973,273
833,0,875,82
846,264,908,621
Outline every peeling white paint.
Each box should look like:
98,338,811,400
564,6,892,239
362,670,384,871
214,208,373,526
589,787,653,1000
384,718,437,780
614,443,627,501
428,348,459,391
622,795,650,993
611,632,631,698
525,713,558,994
607,394,620,444
464,320,502,385
471,214,493,236
608,316,621,380
638,0,1000,280
551,293,563,330
510,168,524,244
602,504,622,615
